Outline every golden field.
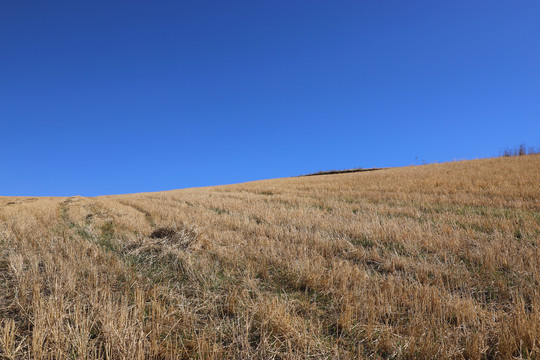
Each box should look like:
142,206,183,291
0,155,539,359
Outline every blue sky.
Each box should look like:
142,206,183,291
1,1,539,196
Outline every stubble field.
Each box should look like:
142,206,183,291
1,155,539,359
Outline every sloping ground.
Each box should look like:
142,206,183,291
0,155,539,359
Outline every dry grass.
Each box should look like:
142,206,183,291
1,155,539,359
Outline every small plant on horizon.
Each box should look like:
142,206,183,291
501,143,539,157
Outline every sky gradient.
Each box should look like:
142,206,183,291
1,1,539,196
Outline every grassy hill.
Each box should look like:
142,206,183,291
1,155,539,359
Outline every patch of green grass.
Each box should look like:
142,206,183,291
96,237,118,253
100,221,115,239
75,227,93,240
349,235,374,249
382,238,407,255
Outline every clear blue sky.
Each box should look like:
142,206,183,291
1,1,539,196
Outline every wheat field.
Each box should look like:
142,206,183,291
0,155,539,359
